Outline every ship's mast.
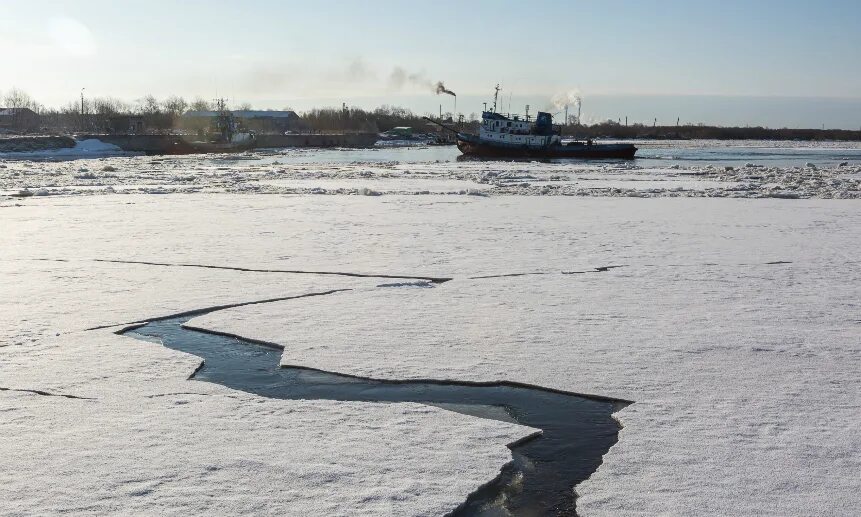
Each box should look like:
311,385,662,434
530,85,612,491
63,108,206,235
492,84,500,113
212,97,234,143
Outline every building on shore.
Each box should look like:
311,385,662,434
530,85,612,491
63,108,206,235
180,110,307,134
107,115,146,134
0,108,41,132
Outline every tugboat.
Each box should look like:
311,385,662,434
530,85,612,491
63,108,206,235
426,86,636,159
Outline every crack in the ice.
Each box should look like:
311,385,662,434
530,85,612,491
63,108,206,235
84,258,453,284
470,261,795,280
181,322,629,404
469,272,549,279
115,293,630,516
144,391,243,400
0,386,95,400
85,288,353,331
470,266,626,279
641,260,793,268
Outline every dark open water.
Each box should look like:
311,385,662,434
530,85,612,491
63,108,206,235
125,316,627,516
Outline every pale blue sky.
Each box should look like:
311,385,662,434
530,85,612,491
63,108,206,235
2,0,860,127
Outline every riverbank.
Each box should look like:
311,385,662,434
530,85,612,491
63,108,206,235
559,123,861,141
0,133,379,156
0,136,76,153
80,132,379,154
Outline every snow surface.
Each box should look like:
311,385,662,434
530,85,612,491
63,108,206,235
1,160,860,515
0,215,534,516
0,138,128,159
178,196,859,516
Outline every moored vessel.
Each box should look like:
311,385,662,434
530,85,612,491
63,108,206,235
428,86,637,159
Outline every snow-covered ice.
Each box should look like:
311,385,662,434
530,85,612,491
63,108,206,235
175,196,858,516
0,249,532,515
0,138,129,160
1,142,860,515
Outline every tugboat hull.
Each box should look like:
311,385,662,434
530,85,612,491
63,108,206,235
457,134,636,159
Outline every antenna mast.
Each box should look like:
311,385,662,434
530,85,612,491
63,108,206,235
492,84,500,113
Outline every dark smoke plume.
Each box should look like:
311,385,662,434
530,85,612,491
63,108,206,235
435,81,456,97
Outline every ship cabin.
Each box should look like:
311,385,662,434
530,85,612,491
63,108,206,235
479,111,561,148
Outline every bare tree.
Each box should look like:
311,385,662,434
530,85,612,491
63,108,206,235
4,87,35,110
136,95,161,116
236,102,253,111
189,97,212,112
162,96,188,117
88,97,130,130
92,97,129,116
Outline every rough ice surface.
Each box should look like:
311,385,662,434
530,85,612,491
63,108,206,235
2,140,860,515
2,139,860,198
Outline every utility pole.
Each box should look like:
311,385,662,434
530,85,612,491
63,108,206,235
80,88,86,131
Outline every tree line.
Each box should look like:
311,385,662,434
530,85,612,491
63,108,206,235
563,120,861,142
1,88,448,134
3,87,859,140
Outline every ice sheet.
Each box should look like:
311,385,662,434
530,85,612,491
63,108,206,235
0,230,533,515
183,196,861,516
2,193,859,515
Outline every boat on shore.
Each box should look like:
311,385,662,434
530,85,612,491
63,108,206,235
426,86,637,160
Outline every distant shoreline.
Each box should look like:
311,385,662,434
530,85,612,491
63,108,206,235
556,123,861,142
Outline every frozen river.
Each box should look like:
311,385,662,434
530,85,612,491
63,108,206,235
1,142,859,516
2,139,861,199
247,140,861,169
125,312,625,516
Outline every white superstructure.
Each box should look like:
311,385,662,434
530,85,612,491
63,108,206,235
479,114,561,148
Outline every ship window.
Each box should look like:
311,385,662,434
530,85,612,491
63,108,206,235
507,122,511,127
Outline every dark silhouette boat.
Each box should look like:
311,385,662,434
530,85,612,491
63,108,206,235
426,86,636,160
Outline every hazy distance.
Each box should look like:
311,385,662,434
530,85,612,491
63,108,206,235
2,0,860,128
